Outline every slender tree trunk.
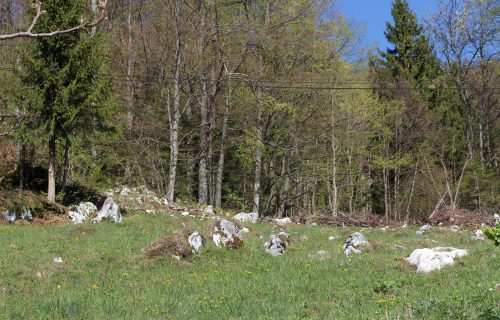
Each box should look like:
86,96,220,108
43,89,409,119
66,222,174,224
61,137,71,193
330,92,338,216
126,0,134,129
215,75,231,208
252,3,269,214
47,137,56,202
197,3,209,205
166,0,182,202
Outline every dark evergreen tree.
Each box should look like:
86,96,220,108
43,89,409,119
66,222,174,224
18,0,115,202
380,0,440,86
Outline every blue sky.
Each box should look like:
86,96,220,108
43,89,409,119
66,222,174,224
338,0,438,51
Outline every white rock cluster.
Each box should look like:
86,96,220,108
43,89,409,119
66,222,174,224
264,232,290,256
212,220,244,248
406,247,468,273
188,231,203,253
274,217,292,226
416,224,432,236
92,197,122,223
472,229,485,241
68,202,98,224
343,232,368,256
2,207,32,222
233,212,258,224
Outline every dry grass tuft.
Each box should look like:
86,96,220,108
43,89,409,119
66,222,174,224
143,230,194,258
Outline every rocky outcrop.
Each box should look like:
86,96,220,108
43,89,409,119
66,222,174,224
212,220,244,249
264,232,290,256
342,232,368,256
233,212,258,224
92,197,122,223
406,247,468,273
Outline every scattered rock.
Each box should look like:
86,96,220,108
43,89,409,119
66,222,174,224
472,229,485,241
449,225,460,232
274,217,292,225
119,186,131,196
391,244,405,249
204,205,214,214
494,214,500,225
317,250,327,255
416,224,432,236
52,257,63,264
342,232,368,256
1,207,32,222
406,247,468,273
233,212,258,224
181,211,190,216
328,236,340,241
241,227,250,233
344,246,361,255
212,220,244,249
2,210,16,222
264,232,290,256
68,202,97,224
187,231,203,253
91,197,122,223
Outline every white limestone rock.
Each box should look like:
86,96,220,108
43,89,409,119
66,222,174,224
264,232,290,256
188,231,203,253
204,205,214,214
494,214,500,225
342,232,368,256
52,257,63,264
416,224,432,236
92,197,122,223
274,217,292,225
119,186,132,196
68,202,98,224
406,247,468,273
233,212,258,224
2,210,16,222
449,225,460,232
212,219,243,248
2,207,32,222
472,229,485,241
344,246,361,256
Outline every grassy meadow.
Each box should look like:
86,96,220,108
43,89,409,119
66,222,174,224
0,212,499,319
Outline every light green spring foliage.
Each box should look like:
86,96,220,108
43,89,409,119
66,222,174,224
0,213,498,319
483,225,500,246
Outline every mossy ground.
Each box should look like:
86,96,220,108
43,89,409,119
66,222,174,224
0,212,498,319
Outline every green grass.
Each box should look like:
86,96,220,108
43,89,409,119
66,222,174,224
1,213,499,319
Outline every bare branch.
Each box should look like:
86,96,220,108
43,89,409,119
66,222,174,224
0,0,109,41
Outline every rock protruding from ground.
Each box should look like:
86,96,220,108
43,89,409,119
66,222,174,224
264,232,290,256
494,214,500,225
342,232,368,256
416,224,432,236
2,207,32,222
204,205,214,214
92,197,122,223
274,217,292,225
233,212,258,224
472,229,485,241
68,202,98,224
406,247,468,273
188,231,203,253
212,220,244,248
